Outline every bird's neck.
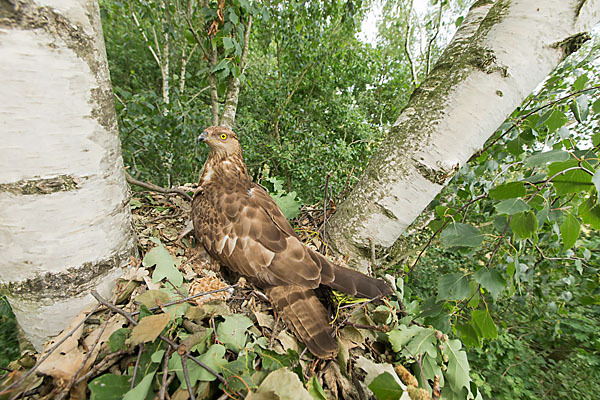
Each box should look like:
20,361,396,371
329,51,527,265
199,151,249,185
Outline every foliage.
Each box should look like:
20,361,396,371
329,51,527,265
400,34,600,399
0,296,19,369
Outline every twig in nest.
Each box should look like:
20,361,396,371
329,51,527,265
131,283,240,316
74,349,132,386
181,354,196,400
125,172,192,202
131,344,144,389
158,346,173,400
90,291,228,387
0,304,101,398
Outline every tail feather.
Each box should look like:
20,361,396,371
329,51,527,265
309,249,392,298
266,285,338,359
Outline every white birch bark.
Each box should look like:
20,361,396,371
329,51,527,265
327,0,600,271
0,0,136,349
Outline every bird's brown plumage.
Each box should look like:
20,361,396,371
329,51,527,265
192,126,391,358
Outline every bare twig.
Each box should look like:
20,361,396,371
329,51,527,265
158,346,172,400
131,283,240,316
181,354,196,400
131,344,144,389
125,172,192,202
425,0,444,75
403,346,428,391
0,304,101,398
90,291,227,385
74,349,133,386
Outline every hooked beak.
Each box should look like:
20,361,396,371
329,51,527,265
196,130,208,144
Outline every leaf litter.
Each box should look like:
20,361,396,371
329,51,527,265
0,190,443,400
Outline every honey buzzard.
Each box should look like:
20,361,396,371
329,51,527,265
192,126,391,358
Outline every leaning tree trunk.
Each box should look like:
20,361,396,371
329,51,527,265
327,0,600,271
0,0,136,350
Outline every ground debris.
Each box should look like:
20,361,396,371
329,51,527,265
0,190,424,400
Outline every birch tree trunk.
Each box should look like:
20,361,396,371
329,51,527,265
326,0,600,271
0,0,136,350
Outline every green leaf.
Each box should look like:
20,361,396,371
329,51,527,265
307,376,327,400
123,371,155,400
168,344,226,387
271,192,301,220
579,196,600,228
471,310,498,339
444,339,471,393
489,182,526,200
195,344,227,382
144,238,183,287
260,349,298,371
545,108,568,132
593,168,600,195
593,98,600,114
494,198,530,215
438,273,471,301
89,374,131,400
573,74,588,91
510,211,538,240
560,213,580,250
524,149,570,167
223,37,234,52
387,325,435,356
368,372,405,400
108,328,129,352
456,324,480,348
440,223,484,248
473,268,506,301
216,314,253,352
210,58,228,73
570,95,589,123
548,160,593,195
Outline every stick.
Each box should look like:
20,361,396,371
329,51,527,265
131,284,240,316
125,172,192,202
90,291,228,386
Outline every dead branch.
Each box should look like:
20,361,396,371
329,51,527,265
125,172,193,202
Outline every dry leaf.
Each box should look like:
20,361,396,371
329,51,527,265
130,313,171,346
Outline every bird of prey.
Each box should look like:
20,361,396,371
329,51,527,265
192,126,391,358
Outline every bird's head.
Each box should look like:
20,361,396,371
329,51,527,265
197,126,241,157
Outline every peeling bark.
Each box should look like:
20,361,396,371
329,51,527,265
326,0,600,271
0,0,136,349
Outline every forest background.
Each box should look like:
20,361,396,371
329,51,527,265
2,0,600,399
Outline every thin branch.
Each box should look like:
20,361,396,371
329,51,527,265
158,346,173,400
181,354,196,400
131,283,240,316
404,0,418,85
90,291,230,387
125,172,193,202
131,344,144,389
425,0,444,75
132,13,162,68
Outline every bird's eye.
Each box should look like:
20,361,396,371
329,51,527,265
220,133,227,140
